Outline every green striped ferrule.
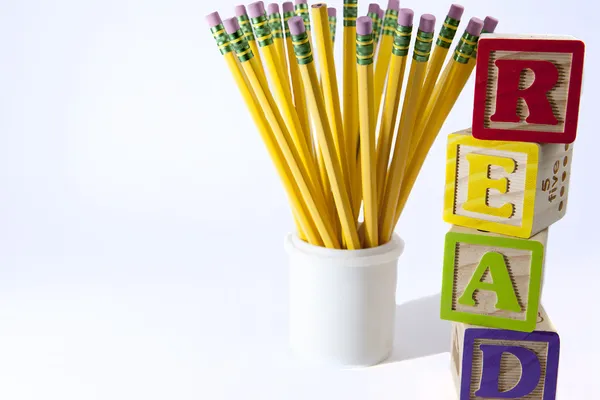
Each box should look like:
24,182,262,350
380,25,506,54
329,17,337,42
356,33,374,65
392,24,412,56
250,14,274,47
268,13,284,39
291,31,313,65
470,29,490,60
237,14,256,41
367,12,380,42
283,11,295,38
453,31,479,64
413,29,434,62
436,16,460,49
382,9,398,36
210,24,233,55
228,28,254,62
294,4,311,32
343,0,358,27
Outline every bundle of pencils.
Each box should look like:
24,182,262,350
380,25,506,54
206,2,498,249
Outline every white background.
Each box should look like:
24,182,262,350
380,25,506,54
0,0,597,398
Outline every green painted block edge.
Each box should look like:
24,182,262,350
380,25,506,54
440,230,544,333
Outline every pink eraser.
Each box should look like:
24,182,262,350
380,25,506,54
483,16,499,33
295,0,307,4
205,11,222,28
267,3,279,15
448,4,464,20
466,17,484,36
387,0,400,11
419,14,435,33
288,16,306,35
368,3,380,15
328,7,336,17
377,9,384,19
282,2,294,13
248,1,266,18
235,5,247,17
223,17,241,34
398,8,414,27
356,16,373,35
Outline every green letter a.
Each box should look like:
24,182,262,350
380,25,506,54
458,252,521,312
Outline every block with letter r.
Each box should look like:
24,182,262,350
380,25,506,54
451,308,560,400
472,35,585,144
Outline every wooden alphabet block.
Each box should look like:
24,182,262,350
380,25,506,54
444,129,572,238
451,307,560,400
441,226,547,332
472,34,584,144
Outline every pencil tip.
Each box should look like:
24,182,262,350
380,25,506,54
483,16,499,33
419,14,436,33
288,16,306,35
448,4,465,20
205,11,222,28
398,8,414,27
356,16,373,35
466,17,484,36
223,17,241,34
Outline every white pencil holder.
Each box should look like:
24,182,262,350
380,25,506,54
285,233,405,367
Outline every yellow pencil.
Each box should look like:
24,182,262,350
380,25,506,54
267,3,291,94
208,12,321,245
312,5,351,206
375,8,413,208
415,4,464,131
392,18,485,224
282,2,313,156
223,16,341,249
379,14,436,243
328,7,337,45
289,16,361,250
356,17,378,248
367,3,382,49
373,0,399,116
235,5,267,84
247,2,319,192
342,0,359,211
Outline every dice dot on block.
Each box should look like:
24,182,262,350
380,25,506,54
444,129,572,238
472,34,584,144
440,226,547,332
451,307,560,400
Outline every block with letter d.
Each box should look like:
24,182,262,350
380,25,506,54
440,226,547,332
451,307,560,400
472,35,584,144
444,129,572,238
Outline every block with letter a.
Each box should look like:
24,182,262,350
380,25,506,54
440,226,547,332
444,129,573,238
472,35,584,144
450,307,560,400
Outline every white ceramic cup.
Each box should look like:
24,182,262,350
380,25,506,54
285,233,405,367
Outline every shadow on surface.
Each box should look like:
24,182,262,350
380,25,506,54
385,293,451,363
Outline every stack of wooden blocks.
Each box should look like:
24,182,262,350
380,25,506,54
441,35,585,399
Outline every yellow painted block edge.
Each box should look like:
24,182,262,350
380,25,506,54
444,133,539,238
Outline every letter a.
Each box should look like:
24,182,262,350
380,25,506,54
458,252,521,313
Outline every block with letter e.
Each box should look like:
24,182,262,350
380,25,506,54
451,307,560,400
440,226,547,332
472,35,584,144
444,129,572,238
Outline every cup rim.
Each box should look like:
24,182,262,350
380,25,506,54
284,232,405,266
